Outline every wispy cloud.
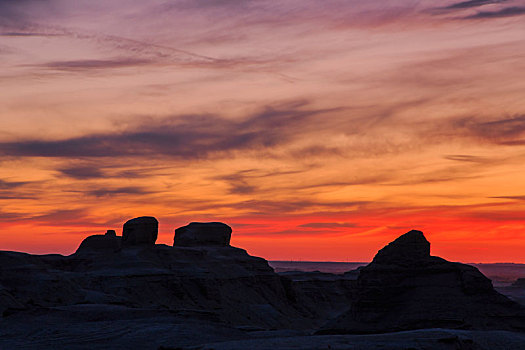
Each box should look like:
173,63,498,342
227,199,369,215
444,155,493,163
213,168,307,195
490,195,525,201
445,0,507,10
57,165,105,179
464,6,525,18
0,210,25,220
0,101,338,159
457,115,525,144
84,186,154,198
33,58,152,71
414,114,525,148
0,179,29,189
0,31,63,37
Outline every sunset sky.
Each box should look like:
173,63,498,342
1,0,525,262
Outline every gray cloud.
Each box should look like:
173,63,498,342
0,179,28,189
0,208,105,228
228,199,368,215
445,0,506,10
0,210,24,220
164,0,257,11
465,115,525,143
0,21,247,70
214,170,258,195
0,101,337,159
0,31,62,37
164,197,369,217
86,186,153,198
289,145,344,158
0,0,56,24
444,154,493,163
58,166,105,179
0,195,35,199
33,58,152,71
465,6,525,18
213,168,308,195
28,208,130,230
426,114,525,147
490,195,525,201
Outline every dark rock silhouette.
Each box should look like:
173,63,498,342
318,230,525,334
174,222,232,247
76,232,121,253
0,221,321,331
122,216,158,246
2,223,525,349
105,229,117,236
372,229,430,266
0,283,24,317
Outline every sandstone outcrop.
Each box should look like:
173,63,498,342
174,222,232,247
318,230,525,334
122,216,158,246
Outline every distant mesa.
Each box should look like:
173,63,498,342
513,278,525,287
174,222,232,247
318,230,525,334
122,216,158,246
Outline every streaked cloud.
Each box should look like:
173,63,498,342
490,196,525,201
445,115,525,145
445,0,507,10
465,6,525,18
58,166,105,179
84,186,154,198
0,179,29,189
0,101,338,159
33,58,152,71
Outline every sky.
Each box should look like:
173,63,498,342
1,0,525,262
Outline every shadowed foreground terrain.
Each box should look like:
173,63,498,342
1,217,525,349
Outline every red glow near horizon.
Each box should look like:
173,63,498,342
3,203,525,263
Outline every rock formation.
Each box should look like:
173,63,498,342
371,230,430,265
174,222,232,247
75,230,121,253
318,230,525,334
3,222,525,349
122,216,158,246
0,284,24,317
0,220,320,331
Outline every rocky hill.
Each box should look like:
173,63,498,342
318,230,525,334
